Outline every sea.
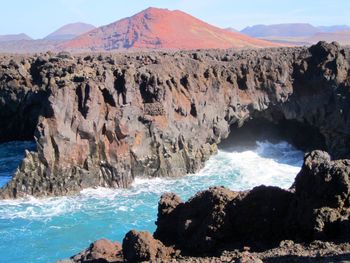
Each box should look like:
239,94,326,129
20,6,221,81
0,140,304,263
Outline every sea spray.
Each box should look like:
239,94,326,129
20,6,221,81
0,140,303,263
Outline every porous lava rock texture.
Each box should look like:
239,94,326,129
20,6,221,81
0,41,349,198
71,239,123,263
154,150,350,254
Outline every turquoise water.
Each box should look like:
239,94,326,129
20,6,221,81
0,141,36,187
0,141,303,263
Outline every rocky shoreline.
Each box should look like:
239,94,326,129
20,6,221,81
0,41,349,199
57,149,350,262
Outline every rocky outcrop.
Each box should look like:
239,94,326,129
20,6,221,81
67,149,350,262
0,57,50,142
0,41,349,198
122,230,174,262
154,150,350,254
71,239,123,263
291,150,350,241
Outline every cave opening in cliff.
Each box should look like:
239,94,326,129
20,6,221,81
220,114,327,153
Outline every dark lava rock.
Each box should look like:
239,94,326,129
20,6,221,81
71,239,123,262
122,230,173,262
155,187,238,253
154,150,350,254
290,150,350,241
230,186,294,245
57,51,74,60
0,42,349,198
294,150,350,209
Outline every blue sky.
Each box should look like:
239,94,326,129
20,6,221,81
1,0,349,39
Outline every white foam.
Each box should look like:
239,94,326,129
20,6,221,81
0,140,304,220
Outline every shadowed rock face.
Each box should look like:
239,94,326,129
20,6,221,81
122,230,173,262
71,239,123,263
0,41,349,198
154,150,350,254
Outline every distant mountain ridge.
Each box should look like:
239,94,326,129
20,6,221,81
240,23,350,46
0,33,32,42
241,23,320,37
317,25,350,33
307,30,350,46
241,23,350,38
225,27,238,33
45,22,96,40
60,7,279,52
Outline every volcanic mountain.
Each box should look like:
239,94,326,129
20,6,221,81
61,7,279,51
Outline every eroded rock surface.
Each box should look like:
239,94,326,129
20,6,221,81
0,41,349,198
122,230,173,262
71,239,123,263
154,150,350,254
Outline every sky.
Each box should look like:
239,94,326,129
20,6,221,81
0,0,349,39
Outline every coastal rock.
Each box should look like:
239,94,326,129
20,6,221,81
122,230,173,262
154,187,238,252
154,150,350,253
155,186,294,253
0,42,349,198
230,186,294,245
71,239,123,263
290,150,350,240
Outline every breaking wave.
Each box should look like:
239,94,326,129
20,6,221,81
0,140,303,263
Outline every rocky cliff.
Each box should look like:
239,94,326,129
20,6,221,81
0,41,349,198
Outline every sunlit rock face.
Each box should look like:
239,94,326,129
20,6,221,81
0,41,349,198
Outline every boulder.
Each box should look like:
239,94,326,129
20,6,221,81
291,150,350,240
71,239,123,263
230,186,294,245
122,230,173,262
155,187,238,253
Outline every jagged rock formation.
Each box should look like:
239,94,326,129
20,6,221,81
154,150,350,253
65,149,350,262
0,41,349,198
122,230,174,262
71,239,123,262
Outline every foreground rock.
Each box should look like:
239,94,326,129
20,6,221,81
71,239,123,262
68,240,350,262
174,241,350,262
154,150,350,253
0,41,350,198
67,150,350,262
122,230,174,262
